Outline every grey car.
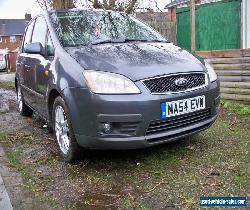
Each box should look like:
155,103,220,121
16,9,220,162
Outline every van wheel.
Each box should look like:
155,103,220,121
52,96,81,162
17,84,33,116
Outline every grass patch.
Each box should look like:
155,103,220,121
6,147,58,208
2,132,58,208
0,132,7,141
222,100,250,114
122,194,149,210
0,98,249,209
0,81,15,90
0,131,34,145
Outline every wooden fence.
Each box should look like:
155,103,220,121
196,49,250,102
7,52,17,72
146,21,176,44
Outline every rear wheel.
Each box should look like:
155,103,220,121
17,84,33,116
52,96,81,162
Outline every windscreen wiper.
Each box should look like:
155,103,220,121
147,40,171,43
91,40,114,45
91,39,146,45
118,39,171,43
91,39,171,45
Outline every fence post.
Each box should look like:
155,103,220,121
190,0,196,52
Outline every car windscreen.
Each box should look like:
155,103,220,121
49,10,167,47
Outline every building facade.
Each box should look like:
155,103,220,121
0,35,23,52
0,14,31,52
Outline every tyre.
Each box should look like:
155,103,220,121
52,96,81,162
17,84,33,116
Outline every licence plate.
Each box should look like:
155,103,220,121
161,95,205,119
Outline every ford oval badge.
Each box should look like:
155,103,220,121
175,78,188,87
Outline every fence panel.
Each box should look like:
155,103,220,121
176,0,241,51
146,21,176,44
7,52,17,72
196,49,250,102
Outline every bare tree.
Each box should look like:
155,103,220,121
89,0,138,13
36,0,139,13
53,0,75,9
36,0,75,10
36,0,52,10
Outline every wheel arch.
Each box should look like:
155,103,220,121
48,88,61,123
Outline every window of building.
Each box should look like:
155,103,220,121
10,36,16,43
0,37,2,43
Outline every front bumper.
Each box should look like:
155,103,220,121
64,80,220,150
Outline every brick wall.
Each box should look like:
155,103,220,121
0,35,22,51
167,8,176,22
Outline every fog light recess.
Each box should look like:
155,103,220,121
102,123,112,134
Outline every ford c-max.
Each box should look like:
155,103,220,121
16,9,220,162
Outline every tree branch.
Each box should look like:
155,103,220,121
126,0,137,14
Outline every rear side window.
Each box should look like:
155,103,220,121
32,16,47,48
23,20,35,48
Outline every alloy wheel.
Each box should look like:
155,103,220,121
17,86,23,112
54,105,70,155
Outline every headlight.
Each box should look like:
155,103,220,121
205,61,217,82
83,71,141,94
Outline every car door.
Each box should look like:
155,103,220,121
24,16,52,117
34,32,55,118
17,20,35,105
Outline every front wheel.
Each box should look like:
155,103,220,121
52,96,81,162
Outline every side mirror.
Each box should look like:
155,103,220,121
24,42,44,56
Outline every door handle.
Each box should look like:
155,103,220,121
25,65,31,70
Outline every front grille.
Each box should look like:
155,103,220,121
142,73,206,94
113,122,138,136
146,109,211,136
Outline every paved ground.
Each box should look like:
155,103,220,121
0,73,15,209
0,73,15,82
0,147,13,210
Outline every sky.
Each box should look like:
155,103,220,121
0,0,43,19
0,0,170,19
